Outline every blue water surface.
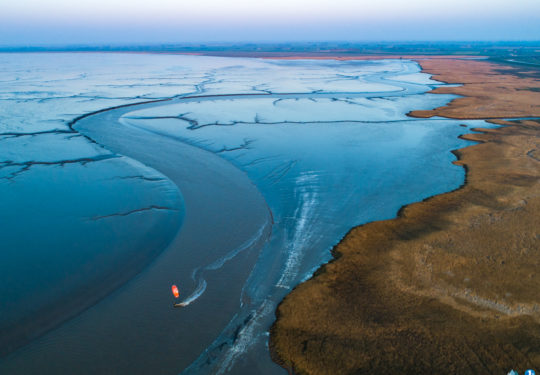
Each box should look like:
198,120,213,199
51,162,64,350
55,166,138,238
0,54,497,375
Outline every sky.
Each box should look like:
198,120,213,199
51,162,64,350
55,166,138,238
1,0,540,45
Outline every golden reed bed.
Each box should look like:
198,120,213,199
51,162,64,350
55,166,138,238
270,58,540,374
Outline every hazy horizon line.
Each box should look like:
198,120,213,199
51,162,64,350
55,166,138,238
1,40,540,49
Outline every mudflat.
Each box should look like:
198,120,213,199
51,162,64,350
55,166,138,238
270,58,540,374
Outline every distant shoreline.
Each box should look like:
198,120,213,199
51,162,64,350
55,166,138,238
0,50,486,60
0,41,538,67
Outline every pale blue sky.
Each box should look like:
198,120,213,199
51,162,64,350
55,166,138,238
1,0,539,45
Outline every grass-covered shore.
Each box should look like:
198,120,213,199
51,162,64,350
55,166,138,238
270,57,540,374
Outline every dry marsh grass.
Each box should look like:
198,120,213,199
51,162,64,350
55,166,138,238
270,58,540,375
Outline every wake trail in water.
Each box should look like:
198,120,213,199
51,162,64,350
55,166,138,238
175,220,271,308
276,172,320,289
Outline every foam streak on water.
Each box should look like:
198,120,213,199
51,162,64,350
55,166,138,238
276,172,320,289
179,221,271,307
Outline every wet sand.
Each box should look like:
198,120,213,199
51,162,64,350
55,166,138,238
270,58,540,374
